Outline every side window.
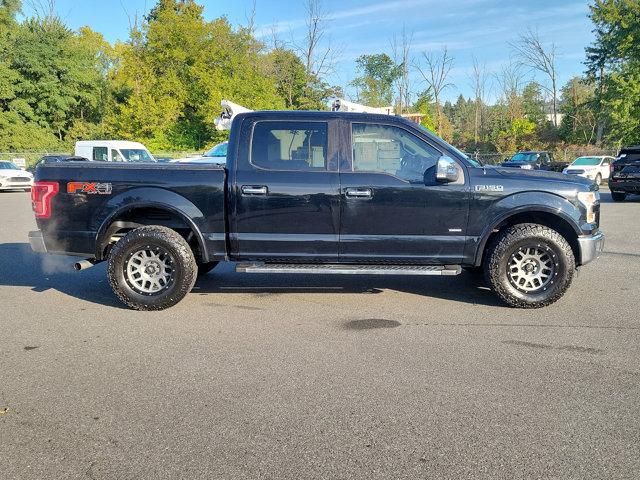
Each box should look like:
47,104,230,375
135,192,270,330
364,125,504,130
93,147,108,161
111,149,124,162
251,121,328,171
351,123,441,183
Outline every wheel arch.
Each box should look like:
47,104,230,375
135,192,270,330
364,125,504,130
95,189,208,263
474,207,581,267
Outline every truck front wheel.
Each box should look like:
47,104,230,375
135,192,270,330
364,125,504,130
484,223,575,308
107,226,197,310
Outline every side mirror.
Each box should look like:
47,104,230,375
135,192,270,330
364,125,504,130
436,156,460,183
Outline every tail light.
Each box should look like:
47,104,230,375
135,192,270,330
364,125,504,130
610,163,615,175
31,181,59,218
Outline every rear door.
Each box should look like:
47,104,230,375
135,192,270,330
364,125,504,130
338,121,469,264
231,117,341,262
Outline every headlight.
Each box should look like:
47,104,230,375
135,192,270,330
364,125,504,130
562,169,568,174
520,164,533,170
577,191,600,224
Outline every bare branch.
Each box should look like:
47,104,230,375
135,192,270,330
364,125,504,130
414,46,454,135
390,24,413,114
509,27,559,126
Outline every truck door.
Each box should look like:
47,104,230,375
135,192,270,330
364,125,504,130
230,117,341,262
338,121,469,264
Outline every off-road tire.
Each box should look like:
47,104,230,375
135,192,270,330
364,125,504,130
197,261,219,276
107,226,197,310
484,223,575,308
611,191,626,202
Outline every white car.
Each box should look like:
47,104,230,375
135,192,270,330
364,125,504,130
562,156,614,184
0,160,33,191
171,142,227,165
75,140,156,163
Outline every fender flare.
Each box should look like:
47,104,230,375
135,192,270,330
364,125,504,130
94,187,209,262
473,200,582,266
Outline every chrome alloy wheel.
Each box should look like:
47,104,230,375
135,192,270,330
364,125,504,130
507,245,557,293
125,246,175,295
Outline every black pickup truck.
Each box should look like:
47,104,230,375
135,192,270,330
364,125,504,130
501,151,569,172
30,111,604,310
609,145,640,201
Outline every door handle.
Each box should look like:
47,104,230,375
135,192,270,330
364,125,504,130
241,185,268,196
345,187,373,198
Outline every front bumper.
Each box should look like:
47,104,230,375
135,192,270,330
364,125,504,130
29,230,47,253
577,231,605,265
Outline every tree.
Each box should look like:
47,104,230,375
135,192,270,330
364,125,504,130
468,56,489,144
296,0,337,79
106,0,284,150
510,28,560,127
559,76,597,144
412,89,436,131
350,53,401,107
391,25,413,113
522,82,546,126
586,0,640,145
414,47,453,136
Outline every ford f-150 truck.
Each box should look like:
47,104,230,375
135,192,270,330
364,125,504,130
29,111,604,310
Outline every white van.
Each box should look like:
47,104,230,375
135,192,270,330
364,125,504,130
74,141,156,163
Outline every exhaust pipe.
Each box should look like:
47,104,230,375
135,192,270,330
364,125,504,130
73,259,97,271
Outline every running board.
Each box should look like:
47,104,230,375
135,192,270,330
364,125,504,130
235,263,461,276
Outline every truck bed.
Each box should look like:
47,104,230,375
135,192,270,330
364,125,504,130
34,162,227,259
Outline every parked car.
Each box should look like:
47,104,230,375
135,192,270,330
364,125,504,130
609,146,640,202
171,141,228,164
29,111,603,311
0,160,33,191
501,151,569,172
75,140,156,163
562,156,614,185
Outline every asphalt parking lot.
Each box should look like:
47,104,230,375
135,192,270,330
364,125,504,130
1,190,639,479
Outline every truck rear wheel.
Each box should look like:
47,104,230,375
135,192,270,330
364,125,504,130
484,223,575,308
107,226,197,310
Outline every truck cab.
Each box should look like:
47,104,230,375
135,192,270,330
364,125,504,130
74,140,156,163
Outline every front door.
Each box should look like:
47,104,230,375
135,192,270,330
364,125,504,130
339,121,469,264
232,118,341,262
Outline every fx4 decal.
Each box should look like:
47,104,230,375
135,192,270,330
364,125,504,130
67,182,112,195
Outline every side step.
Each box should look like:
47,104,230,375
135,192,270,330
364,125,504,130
235,263,461,276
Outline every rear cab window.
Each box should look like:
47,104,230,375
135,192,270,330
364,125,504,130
250,121,328,171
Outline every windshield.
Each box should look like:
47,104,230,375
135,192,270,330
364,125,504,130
204,142,228,158
508,152,539,163
572,157,601,166
119,149,155,163
416,124,482,167
0,161,19,169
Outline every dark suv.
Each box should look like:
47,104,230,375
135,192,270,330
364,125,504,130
609,146,640,201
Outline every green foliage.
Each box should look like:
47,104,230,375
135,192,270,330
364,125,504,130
559,77,597,144
586,0,640,145
522,82,546,126
412,89,436,131
350,54,401,107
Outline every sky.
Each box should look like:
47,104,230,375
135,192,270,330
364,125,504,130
21,0,596,104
